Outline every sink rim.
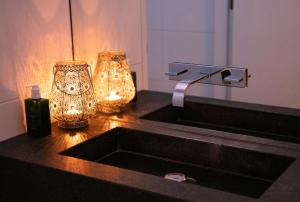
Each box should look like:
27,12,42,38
54,123,300,201
140,96,300,146
183,95,300,117
60,126,296,198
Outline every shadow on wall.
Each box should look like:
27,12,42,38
72,0,121,72
0,0,72,137
72,0,143,81
0,0,72,100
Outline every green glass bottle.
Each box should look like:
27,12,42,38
25,85,51,137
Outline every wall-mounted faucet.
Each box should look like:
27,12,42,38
166,63,249,107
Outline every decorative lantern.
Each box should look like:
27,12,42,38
93,51,135,113
49,61,97,128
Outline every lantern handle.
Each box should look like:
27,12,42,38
88,65,93,79
52,65,60,92
53,65,57,75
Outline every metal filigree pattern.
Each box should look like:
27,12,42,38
93,51,135,113
49,61,97,128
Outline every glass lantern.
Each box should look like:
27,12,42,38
93,51,135,113
49,61,97,128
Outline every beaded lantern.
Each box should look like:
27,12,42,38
93,51,135,113
49,61,97,128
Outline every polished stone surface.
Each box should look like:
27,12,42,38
0,91,300,202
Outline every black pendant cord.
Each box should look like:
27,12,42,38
69,0,75,61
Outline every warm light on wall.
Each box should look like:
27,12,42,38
93,51,135,113
49,60,97,128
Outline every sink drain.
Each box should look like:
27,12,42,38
164,173,197,183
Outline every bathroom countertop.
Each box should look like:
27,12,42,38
0,90,300,202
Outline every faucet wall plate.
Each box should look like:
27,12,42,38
167,62,248,88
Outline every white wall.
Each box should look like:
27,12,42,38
231,0,300,108
147,0,230,99
0,0,72,141
0,0,146,141
71,0,147,90
147,0,300,109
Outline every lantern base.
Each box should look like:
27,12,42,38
57,119,88,129
99,104,127,114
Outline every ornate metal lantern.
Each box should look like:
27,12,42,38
93,51,135,113
49,61,97,128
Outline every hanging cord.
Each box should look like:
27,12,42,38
69,0,75,61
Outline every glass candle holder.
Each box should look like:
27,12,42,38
49,61,97,128
93,51,135,113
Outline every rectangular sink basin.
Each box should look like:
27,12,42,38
141,101,300,144
61,127,294,198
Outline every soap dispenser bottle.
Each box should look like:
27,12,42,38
25,85,51,137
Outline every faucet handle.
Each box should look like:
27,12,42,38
223,75,243,83
221,69,244,83
165,69,188,76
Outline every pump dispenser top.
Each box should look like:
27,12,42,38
30,85,41,99
27,84,41,99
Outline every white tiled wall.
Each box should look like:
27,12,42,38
72,0,147,90
231,0,300,108
147,0,300,108
0,99,24,141
0,0,72,141
147,0,229,98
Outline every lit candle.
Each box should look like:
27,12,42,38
67,108,82,115
100,91,125,113
105,91,121,101
65,106,82,120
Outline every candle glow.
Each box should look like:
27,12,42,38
93,51,135,113
105,91,121,101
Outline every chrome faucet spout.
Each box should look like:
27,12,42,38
172,74,208,107
167,62,249,107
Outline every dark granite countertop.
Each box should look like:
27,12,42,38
0,90,300,202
